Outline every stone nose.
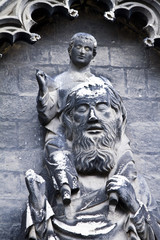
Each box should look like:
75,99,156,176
80,47,85,53
88,108,98,121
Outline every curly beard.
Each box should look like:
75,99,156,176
72,121,116,175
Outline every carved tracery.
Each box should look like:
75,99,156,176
1,0,160,52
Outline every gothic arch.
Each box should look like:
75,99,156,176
1,0,160,55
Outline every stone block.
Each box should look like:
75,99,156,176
18,122,45,150
0,122,18,149
0,149,44,173
110,46,148,68
0,64,19,94
0,199,24,239
151,101,160,122
126,122,160,154
50,45,69,65
0,199,22,220
124,99,157,123
147,69,160,98
18,96,37,120
0,95,19,120
0,95,37,121
0,171,21,196
18,66,38,94
91,47,110,66
27,44,51,65
141,154,160,202
126,69,147,98
0,152,5,169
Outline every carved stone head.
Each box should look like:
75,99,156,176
68,32,97,68
62,80,127,174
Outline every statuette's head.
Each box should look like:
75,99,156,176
68,32,97,68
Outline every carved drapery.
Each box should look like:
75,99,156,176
1,0,160,53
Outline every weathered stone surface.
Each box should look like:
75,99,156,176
0,199,24,240
126,69,147,98
110,46,148,68
0,149,44,172
124,99,160,123
0,95,37,121
147,69,160,98
50,45,70,65
127,122,160,154
0,7,160,240
0,122,18,149
92,47,110,66
0,64,19,94
18,123,45,150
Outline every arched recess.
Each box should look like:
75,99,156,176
1,0,160,57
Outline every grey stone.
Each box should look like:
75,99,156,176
0,122,18,149
127,122,160,154
0,64,19,94
0,95,37,121
147,69,160,98
126,69,147,98
18,123,45,150
110,46,148,68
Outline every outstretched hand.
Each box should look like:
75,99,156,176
36,69,47,95
106,175,140,214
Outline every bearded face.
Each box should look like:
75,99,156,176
72,121,116,174
62,84,126,175
71,98,122,175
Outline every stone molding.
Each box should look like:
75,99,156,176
1,0,160,52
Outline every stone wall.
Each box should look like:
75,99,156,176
0,9,160,239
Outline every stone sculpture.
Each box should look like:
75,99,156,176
24,33,160,240
36,32,111,204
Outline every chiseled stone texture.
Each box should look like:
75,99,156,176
0,10,160,240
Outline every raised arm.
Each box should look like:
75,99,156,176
36,70,48,97
36,70,58,126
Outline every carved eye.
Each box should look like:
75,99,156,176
76,104,88,113
76,45,81,49
96,103,109,111
85,46,91,51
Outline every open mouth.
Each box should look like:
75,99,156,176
87,125,103,134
